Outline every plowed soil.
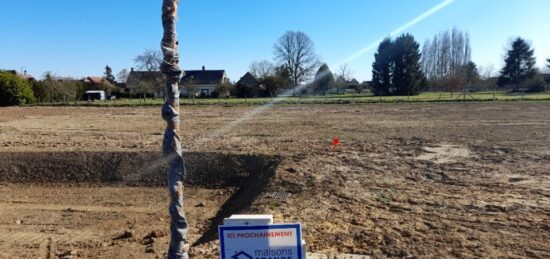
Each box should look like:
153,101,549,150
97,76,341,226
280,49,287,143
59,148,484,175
1,102,549,258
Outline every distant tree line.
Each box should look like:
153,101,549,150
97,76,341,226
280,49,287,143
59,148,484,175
237,62,291,98
246,28,549,99
0,66,120,106
240,31,320,97
2,28,549,106
126,32,550,99
244,31,364,97
368,28,548,96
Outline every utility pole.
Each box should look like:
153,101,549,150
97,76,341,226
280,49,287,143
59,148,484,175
160,0,189,258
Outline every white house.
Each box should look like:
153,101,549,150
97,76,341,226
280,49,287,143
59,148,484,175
124,66,228,98
180,66,228,97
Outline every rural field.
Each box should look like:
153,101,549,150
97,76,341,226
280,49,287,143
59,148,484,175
1,102,550,258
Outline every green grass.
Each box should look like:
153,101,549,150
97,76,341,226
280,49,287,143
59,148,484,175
31,91,550,107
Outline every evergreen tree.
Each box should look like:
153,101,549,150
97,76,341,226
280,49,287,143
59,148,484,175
464,62,480,83
371,35,425,96
313,63,335,95
371,38,394,96
393,34,426,95
104,65,116,84
498,37,537,91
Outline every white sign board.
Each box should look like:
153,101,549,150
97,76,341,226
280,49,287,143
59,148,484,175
219,224,303,259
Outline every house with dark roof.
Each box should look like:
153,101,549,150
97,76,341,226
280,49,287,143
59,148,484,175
180,66,228,97
235,72,261,97
237,72,260,88
345,79,360,88
115,82,128,93
237,72,259,87
126,69,164,96
126,66,228,98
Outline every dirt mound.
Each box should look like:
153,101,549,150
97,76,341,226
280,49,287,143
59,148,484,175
0,151,280,188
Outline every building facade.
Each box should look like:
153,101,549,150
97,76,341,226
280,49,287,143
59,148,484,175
180,66,228,97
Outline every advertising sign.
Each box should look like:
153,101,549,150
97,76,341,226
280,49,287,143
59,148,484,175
219,224,302,259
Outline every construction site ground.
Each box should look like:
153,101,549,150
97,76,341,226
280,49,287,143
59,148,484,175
0,102,549,258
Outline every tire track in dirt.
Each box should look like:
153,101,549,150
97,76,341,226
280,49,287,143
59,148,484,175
0,229,107,251
0,202,158,214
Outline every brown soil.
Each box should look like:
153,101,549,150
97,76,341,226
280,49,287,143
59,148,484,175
0,102,549,258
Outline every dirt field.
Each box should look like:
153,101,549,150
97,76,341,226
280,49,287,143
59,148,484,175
1,102,549,258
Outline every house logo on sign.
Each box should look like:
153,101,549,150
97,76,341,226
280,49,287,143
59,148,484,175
231,251,253,259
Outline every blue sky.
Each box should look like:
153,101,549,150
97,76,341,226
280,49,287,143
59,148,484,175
1,0,549,82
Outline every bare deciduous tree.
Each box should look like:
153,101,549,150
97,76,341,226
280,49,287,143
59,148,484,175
249,60,275,80
336,64,354,82
335,64,354,94
117,69,129,83
480,64,497,80
478,64,498,95
133,49,164,98
273,31,319,95
133,49,163,72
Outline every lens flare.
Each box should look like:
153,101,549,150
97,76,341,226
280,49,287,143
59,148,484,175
131,0,456,180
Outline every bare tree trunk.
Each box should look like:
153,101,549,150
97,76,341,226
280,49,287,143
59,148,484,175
160,0,189,258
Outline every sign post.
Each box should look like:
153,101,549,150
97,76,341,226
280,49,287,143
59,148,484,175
219,224,303,259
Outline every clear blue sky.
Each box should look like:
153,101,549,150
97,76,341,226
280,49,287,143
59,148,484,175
1,0,549,82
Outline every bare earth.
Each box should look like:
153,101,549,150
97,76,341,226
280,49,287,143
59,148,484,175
0,102,549,258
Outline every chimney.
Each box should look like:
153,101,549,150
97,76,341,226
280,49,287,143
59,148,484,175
131,67,134,72
202,66,205,71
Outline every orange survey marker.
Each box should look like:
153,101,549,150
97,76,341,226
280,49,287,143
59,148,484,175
332,137,340,150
